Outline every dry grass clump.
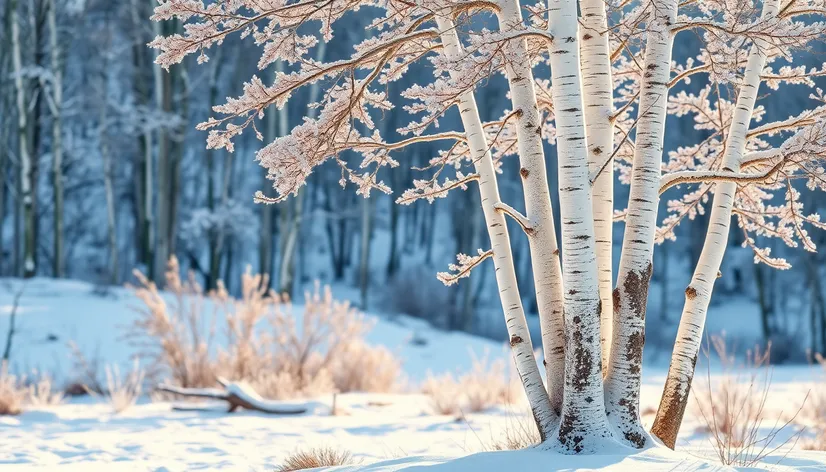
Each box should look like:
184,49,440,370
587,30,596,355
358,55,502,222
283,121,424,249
692,335,802,466
802,353,826,450
332,341,400,394
129,257,400,399
422,353,522,415
105,361,145,413
0,363,63,415
25,371,64,407
0,363,25,415
275,447,355,472
490,420,541,450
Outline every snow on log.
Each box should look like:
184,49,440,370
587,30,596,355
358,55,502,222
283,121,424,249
157,378,319,415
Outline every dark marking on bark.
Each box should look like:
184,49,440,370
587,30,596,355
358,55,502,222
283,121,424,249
569,289,579,295
558,414,585,453
510,335,523,346
583,33,593,40
553,248,560,256
685,286,697,300
622,262,653,319
572,327,592,393
717,270,722,278
617,398,645,447
592,146,602,155
626,331,644,375
520,167,530,178
612,288,621,313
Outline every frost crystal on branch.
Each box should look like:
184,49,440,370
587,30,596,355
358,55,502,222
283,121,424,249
436,249,494,287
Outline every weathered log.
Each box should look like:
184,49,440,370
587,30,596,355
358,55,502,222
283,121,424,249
157,378,310,415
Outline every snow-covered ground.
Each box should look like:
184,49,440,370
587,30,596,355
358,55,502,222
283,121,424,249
2,278,826,471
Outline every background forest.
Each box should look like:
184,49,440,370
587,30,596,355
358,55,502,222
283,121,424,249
1,0,824,361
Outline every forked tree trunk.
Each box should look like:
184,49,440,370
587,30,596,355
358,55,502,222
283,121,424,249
652,0,780,447
580,0,615,374
604,0,677,448
544,0,613,452
498,0,566,415
435,15,557,440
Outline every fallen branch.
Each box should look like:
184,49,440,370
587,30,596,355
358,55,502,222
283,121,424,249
157,378,311,415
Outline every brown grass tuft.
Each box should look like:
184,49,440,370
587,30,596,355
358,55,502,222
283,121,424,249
0,363,25,415
128,258,400,399
105,361,145,413
275,448,355,472
692,335,803,466
488,418,541,450
422,352,522,415
802,353,826,450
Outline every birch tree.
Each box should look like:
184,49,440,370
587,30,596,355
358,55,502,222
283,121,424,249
10,0,35,278
151,0,826,453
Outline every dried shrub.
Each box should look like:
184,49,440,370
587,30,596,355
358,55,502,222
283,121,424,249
25,371,63,407
128,256,216,388
332,341,400,394
0,364,62,415
68,342,105,395
128,258,399,399
422,353,521,415
0,363,25,415
489,417,541,450
422,372,464,416
692,335,802,466
802,353,826,450
105,361,145,413
275,448,355,472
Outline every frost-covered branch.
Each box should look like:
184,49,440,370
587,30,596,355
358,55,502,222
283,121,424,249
493,202,534,235
436,249,493,286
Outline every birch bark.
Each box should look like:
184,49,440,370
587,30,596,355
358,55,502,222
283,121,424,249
435,13,557,440
579,0,615,373
544,0,613,451
498,0,566,415
651,0,780,448
47,0,64,278
10,0,35,278
604,0,677,448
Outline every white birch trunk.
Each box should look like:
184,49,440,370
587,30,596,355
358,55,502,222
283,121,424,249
545,0,612,451
152,18,167,283
47,0,64,278
579,0,614,374
100,98,119,284
651,0,780,448
435,15,557,440
498,0,566,415
604,0,677,447
278,40,324,296
10,0,35,278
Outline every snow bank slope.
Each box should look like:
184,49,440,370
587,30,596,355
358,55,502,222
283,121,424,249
0,277,510,382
